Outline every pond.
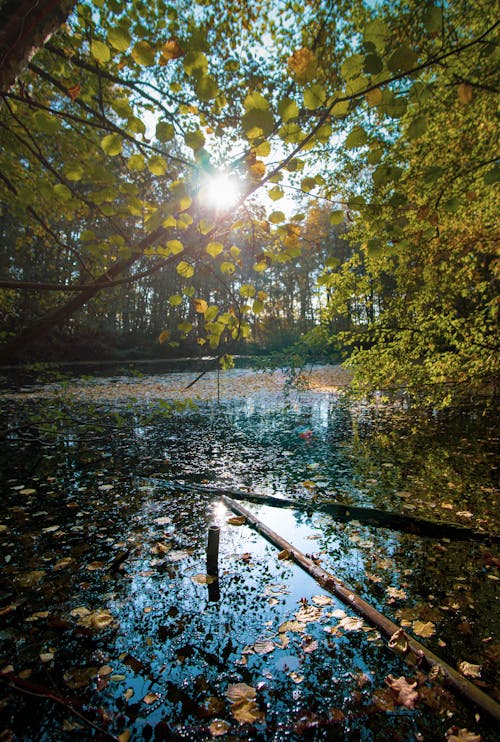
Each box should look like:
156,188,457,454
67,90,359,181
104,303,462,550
0,364,498,740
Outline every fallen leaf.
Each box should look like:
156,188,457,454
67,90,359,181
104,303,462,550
86,561,105,571
209,719,231,737
143,692,160,704
192,573,217,585
278,549,292,560
311,595,333,606
63,666,98,689
289,671,304,684
231,699,264,724
458,661,481,678
339,616,364,632
40,652,54,663
386,587,407,601
227,516,246,526
154,516,171,525
226,683,256,703
302,636,318,653
279,620,306,634
412,620,436,638
385,675,419,709
295,605,322,623
124,688,134,701
445,727,482,741
253,640,274,655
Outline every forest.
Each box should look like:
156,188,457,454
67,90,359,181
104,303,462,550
0,1,499,740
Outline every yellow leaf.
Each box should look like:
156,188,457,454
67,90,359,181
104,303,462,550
209,719,231,737
158,330,169,344
231,699,264,724
191,573,217,585
227,515,246,526
412,620,435,638
143,692,160,704
193,298,208,314
206,241,224,257
278,549,292,560
226,683,256,703
458,661,481,678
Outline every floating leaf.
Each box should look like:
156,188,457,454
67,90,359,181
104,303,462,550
458,661,481,678
226,683,256,703
143,692,160,704
227,516,246,526
311,595,333,606
209,719,231,737
338,616,364,632
385,675,418,709
278,549,292,560
412,620,436,638
302,636,318,653
192,573,217,585
445,728,482,742
253,640,274,655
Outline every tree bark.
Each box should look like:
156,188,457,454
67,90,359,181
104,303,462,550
0,0,76,91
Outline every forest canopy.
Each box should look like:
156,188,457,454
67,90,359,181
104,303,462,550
0,0,498,406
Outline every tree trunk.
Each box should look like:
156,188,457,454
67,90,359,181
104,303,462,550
0,0,77,91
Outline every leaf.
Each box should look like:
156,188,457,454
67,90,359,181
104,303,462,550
385,675,419,709
159,39,184,64
231,699,264,724
166,239,183,255
279,620,306,633
227,516,246,526
192,573,217,585
127,154,145,171
143,692,160,704
345,126,367,149
269,186,284,201
338,616,364,631
206,241,224,257
209,719,231,737
184,129,205,151
412,620,436,638
303,84,326,110
132,41,155,66
148,156,167,176
156,121,175,142
386,587,407,600
91,40,110,63
193,298,207,313
101,134,122,156
278,97,299,122
445,728,482,742
287,47,317,83
158,330,169,344
278,549,292,560
458,661,481,678
196,75,219,102
302,636,318,653
242,108,275,140
226,683,256,703
407,115,427,139
329,210,344,225
311,595,333,606
176,261,195,279
253,640,274,655
387,45,418,73
107,27,130,51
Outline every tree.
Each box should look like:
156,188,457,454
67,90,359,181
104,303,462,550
0,0,497,405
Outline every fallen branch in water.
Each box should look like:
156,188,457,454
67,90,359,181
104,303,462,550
221,495,500,723
165,480,499,543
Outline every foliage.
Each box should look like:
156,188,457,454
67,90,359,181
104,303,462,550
0,0,498,404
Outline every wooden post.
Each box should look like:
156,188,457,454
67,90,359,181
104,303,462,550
206,525,220,602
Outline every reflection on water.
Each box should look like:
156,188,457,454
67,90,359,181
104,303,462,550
0,367,498,739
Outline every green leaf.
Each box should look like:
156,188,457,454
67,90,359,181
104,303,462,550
168,294,183,306
407,115,427,139
178,321,192,334
269,186,284,201
110,98,132,118
244,91,270,111
196,75,218,102
345,126,368,149
101,133,122,156
444,197,461,213
424,165,443,183
301,176,317,192
252,299,265,314
303,84,326,110
423,7,442,33
206,241,223,257
239,284,256,298
205,305,218,321
363,19,391,51
127,154,145,171
132,41,155,66
254,140,271,156
148,156,167,175
329,210,344,225
33,111,59,134
363,53,383,75
64,163,84,181
331,99,349,117
54,184,72,201
387,45,418,73
484,165,500,184
184,129,205,151
242,108,275,140
176,261,195,278
107,27,130,52
183,51,208,76
91,40,111,63
156,121,175,142
278,97,299,122
341,54,364,80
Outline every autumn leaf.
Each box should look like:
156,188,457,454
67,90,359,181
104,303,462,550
192,573,217,585
231,699,265,724
458,661,481,678
385,675,419,709
67,84,81,101
226,683,256,703
159,39,184,65
227,516,246,526
287,47,317,83
338,616,364,632
302,636,318,653
386,587,407,601
278,549,292,560
412,620,436,638
311,595,333,606
143,692,160,704
209,719,231,737
158,330,169,344
445,727,482,741
253,640,274,655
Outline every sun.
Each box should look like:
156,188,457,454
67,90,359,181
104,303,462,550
199,172,241,210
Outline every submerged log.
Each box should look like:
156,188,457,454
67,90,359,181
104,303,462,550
222,495,500,723
167,481,499,543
